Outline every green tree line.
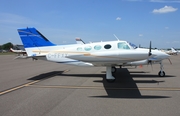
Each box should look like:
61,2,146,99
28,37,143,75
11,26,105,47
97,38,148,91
0,42,13,50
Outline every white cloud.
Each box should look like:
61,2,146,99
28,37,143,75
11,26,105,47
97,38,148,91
0,13,38,25
116,17,121,20
139,34,143,37
62,41,67,43
150,0,180,3
152,6,178,14
165,27,169,29
172,41,180,43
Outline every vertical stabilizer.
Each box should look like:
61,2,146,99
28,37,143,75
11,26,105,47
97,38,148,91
17,27,56,56
18,27,56,48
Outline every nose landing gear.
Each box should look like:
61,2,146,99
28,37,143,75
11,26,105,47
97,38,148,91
158,62,165,77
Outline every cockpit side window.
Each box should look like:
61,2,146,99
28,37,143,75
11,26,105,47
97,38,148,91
117,42,130,49
128,42,138,49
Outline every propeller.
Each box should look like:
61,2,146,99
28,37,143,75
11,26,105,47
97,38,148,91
148,41,152,56
147,60,153,70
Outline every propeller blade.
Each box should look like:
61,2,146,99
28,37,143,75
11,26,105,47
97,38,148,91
150,61,153,71
147,60,153,70
149,41,152,56
168,58,172,65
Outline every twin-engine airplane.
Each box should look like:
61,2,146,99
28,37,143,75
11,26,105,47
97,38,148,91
17,27,170,82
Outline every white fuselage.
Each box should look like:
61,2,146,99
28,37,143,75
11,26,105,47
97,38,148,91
25,40,169,67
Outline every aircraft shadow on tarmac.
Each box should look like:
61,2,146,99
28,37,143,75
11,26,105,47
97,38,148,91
27,69,172,99
28,71,64,80
92,68,171,99
59,68,172,99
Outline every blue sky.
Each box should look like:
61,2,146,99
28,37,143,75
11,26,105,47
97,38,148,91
0,0,180,48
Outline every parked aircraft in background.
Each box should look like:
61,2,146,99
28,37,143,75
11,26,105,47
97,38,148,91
162,47,180,55
10,48,26,56
17,27,170,82
171,47,180,55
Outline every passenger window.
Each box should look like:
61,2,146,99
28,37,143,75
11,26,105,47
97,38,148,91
104,44,111,49
94,45,101,50
77,47,83,51
84,46,92,51
117,42,130,49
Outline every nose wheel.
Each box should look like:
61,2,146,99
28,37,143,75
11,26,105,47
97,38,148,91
158,71,165,77
158,62,165,77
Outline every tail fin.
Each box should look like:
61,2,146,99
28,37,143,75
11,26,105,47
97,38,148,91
17,27,56,56
171,47,177,53
17,27,56,48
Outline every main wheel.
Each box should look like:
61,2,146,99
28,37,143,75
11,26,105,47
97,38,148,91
106,79,116,83
158,71,165,77
111,67,116,73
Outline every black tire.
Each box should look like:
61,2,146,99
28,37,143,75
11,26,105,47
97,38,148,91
106,79,116,83
111,67,116,73
158,71,165,77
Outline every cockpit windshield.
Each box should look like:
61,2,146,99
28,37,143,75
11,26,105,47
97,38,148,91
128,42,138,49
117,42,130,49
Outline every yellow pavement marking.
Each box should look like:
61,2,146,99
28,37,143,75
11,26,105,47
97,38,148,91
0,80,40,95
0,70,70,96
26,85,180,91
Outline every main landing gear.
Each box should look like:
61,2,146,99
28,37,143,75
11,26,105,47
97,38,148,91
158,61,165,77
106,66,116,83
106,62,166,83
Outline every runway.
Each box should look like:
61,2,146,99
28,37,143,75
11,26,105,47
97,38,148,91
0,54,180,116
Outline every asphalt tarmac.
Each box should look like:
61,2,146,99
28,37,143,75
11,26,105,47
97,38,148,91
0,54,180,116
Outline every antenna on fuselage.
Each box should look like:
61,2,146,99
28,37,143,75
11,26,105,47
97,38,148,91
113,34,120,41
